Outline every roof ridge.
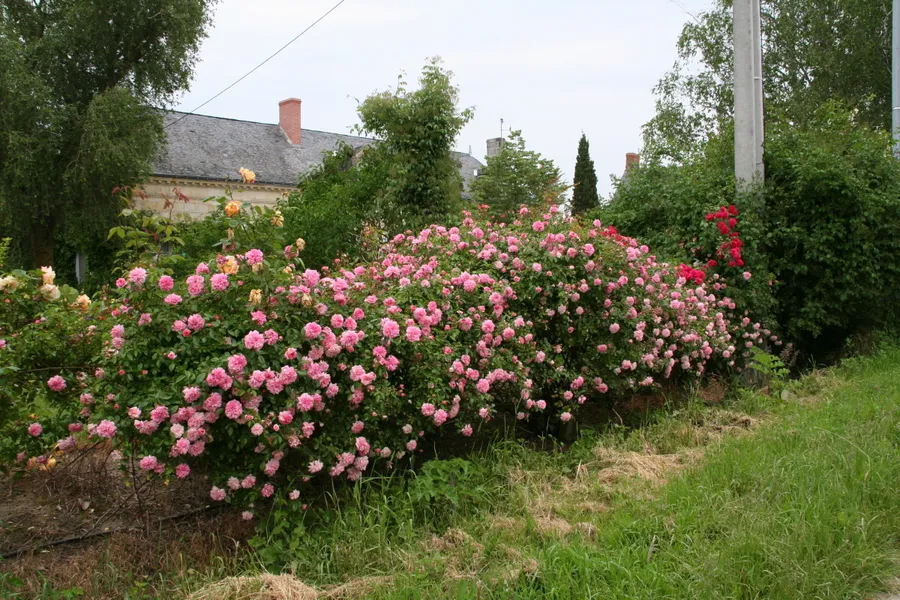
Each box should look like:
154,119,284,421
161,109,378,142
160,110,475,156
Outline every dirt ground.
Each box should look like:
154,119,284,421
0,445,253,597
0,443,217,557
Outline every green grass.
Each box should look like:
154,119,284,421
3,347,899,599
367,348,900,599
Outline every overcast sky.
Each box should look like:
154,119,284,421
173,0,714,197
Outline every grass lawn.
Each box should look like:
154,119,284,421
3,347,899,599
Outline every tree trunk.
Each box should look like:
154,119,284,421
31,217,56,268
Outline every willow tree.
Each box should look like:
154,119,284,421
0,0,216,268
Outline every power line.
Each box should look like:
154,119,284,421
166,0,348,128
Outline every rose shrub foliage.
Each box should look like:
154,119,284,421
0,268,101,463
2,204,773,515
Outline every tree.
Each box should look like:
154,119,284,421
470,130,567,215
0,0,216,269
276,59,473,266
571,133,599,215
280,143,389,268
355,58,473,232
643,0,891,163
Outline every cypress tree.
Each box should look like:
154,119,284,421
572,133,599,215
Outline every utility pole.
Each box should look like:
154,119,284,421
733,0,765,190
893,0,900,155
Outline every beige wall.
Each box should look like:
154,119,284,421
134,177,294,221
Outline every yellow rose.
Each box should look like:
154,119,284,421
220,256,239,275
239,167,256,184
224,201,242,217
295,238,306,252
72,294,91,309
301,293,314,308
282,265,293,275
251,263,263,274
227,228,235,240
39,284,60,301
40,266,55,285
248,289,262,305
270,210,284,228
0,275,19,292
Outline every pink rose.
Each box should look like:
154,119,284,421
224,400,243,420
47,375,66,392
405,325,422,342
128,267,147,286
381,318,400,338
244,249,264,265
95,420,117,438
210,273,229,292
243,330,265,351
304,322,323,339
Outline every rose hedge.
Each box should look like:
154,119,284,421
4,205,774,515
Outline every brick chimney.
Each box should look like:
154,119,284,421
625,152,640,171
279,98,302,145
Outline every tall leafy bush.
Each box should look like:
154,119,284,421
279,144,387,269
764,104,900,350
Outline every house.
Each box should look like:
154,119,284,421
135,98,485,220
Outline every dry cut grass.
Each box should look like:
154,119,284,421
187,574,392,600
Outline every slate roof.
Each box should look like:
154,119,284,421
154,111,483,192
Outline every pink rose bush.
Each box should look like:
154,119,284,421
2,205,774,508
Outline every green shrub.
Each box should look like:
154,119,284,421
470,130,567,215
279,144,385,269
0,267,103,465
763,103,900,353
593,128,736,262
595,103,900,359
